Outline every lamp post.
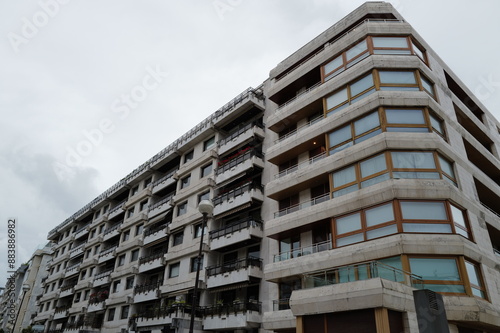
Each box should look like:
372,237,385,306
13,284,30,332
189,200,214,333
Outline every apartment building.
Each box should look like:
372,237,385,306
31,2,500,333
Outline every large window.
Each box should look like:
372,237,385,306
322,35,427,82
332,200,471,248
325,70,436,117
331,150,456,197
327,108,445,155
169,263,180,278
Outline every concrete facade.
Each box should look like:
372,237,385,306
20,2,500,333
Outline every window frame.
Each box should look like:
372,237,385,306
201,163,213,178
204,136,216,151
169,262,180,278
177,201,188,216
173,231,184,246
180,174,191,189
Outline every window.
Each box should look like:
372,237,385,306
112,280,121,293
184,150,194,163
465,261,486,298
90,229,96,238
331,151,456,197
107,308,115,321
94,210,100,219
144,177,152,187
122,230,130,242
177,202,187,216
409,257,465,293
204,136,215,151
125,277,134,290
102,204,109,214
198,191,210,203
120,305,129,319
169,263,180,278
84,290,90,300
80,270,87,280
74,292,81,303
135,224,144,236
130,249,139,262
94,245,100,255
332,200,471,248
190,256,204,272
130,185,139,197
127,207,135,218
117,254,126,267
325,73,375,116
99,224,105,233
173,231,184,246
181,175,191,189
201,163,213,178
140,200,148,211
194,224,206,238
89,267,94,277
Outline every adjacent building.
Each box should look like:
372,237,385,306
29,2,500,333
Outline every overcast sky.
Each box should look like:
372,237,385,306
0,0,499,285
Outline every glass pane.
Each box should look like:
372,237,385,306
379,86,420,91
325,67,345,82
391,151,436,169
401,201,447,220
354,112,380,136
392,171,440,179
372,36,409,48
350,88,376,104
403,223,452,233
336,213,362,234
331,141,353,154
465,262,482,286
450,205,466,228
379,71,417,84
366,203,394,227
354,128,382,144
346,40,368,61
326,88,348,110
373,49,411,55
324,55,343,74
333,184,358,198
386,109,425,124
409,258,460,281
360,154,387,177
346,52,369,68
361,173,390,188
329,125,352,148
350,74,374,97
333,165,356,187
386,127,429,133
421,75,434,95
438,155,455,177
378,256,402,271
424,284,465,293
366,224,398,239
338,266,356,282
472,288,485,298
412,41,424,59
429,113,444,134
327,102,348,117
336,233,364,247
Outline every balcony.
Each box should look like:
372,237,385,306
273,298,291,311
152,169,177,194
202,301,262,330
93,269,113,287
136,303,200,328
59,284,76,298
138,251,166,273
274,240,332,262
87,300,106,313
98,244,118,263
73,223,90,239
207,257,263,289
64,261,82,277
102,223,121,241
213,181,264,217
274,193,330,218
69,243,85,259
218,122,265,156
108,200,126,219
274,152,326,179
209,218,263,251
148,194,174,219
133,281,162,303
143,223,169,246
53,305,71,319
215,150,265,185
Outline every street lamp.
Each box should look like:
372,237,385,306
13,284,31,332
189,200,214,333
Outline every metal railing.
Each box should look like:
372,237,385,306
103,223,121,236
275,115,323,144
274,240,332,262
69,243,85,255
144,222,169,237
276,81,321,111
134,280,163,294
98,244,118,257
93,269,113,280
272,298,290,311
218,121,264,147
202,300,261,316
60,282,77,291
137,303,203,319
152,168,178,187
303,260,424,289
139,251,166,265
213,181,263,206
54,305,71,313
274,193,330,218
216,150,263,175
74,223,90,234
149,193,175,210
494,248,500,256
206,257,262,277
209,218,263,240
481,202,500,219
275,152,326,179
65,261,82,272
108,200,127,215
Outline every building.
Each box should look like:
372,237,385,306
32,2,500,333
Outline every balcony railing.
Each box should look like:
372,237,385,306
494,248,500,256
65,261,83,272
54,305,71,313
275,152,326,179
206,257,262,277
275,115,323,144
108,200,126,215
152,168,178,187
274,240,332,262
303,261,424,289
149,193,175,210
69,243,85,254
202,300,261,316
209,218,263,240
134,280,163,294
138,303,202,319
74,223,90,234
94,269,113,280
213,181,263,206
272,298,290,311
218,121,264,147
276,81,321,111
60,282,77,291
103,223,121,235
99,244,118,257
139,251,166,265
144,222,169,237
274,193,330,218
216,149,263,175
